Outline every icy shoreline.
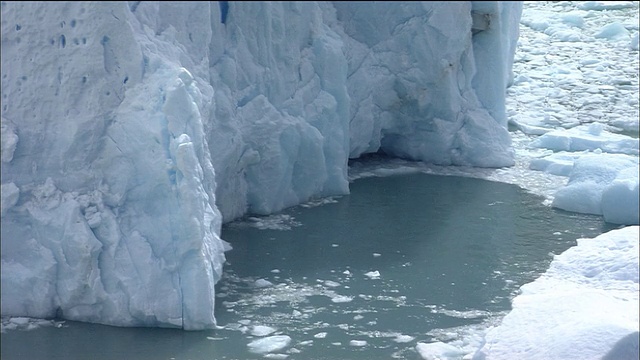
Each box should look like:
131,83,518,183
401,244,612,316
474,225,639,360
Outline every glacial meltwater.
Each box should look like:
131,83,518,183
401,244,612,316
1,174,614,360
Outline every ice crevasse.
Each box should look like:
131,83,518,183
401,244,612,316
0,1,522,329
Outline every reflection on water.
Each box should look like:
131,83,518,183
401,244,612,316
1,174,612,360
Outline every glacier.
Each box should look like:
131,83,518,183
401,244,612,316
0,1,522,329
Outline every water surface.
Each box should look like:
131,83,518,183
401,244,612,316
1,173,612,360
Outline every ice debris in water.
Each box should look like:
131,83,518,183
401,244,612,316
263,354,289,360
247,335,292,354
330,295,354,303
364,271,381,279
253,279,274,288
251,325,277,337
415,341,465,359
323,280,341,287
350,340,368,347
394,334,416,343
241,215,303,231
1,317,65,332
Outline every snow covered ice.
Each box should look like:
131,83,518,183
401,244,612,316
474,226,639,360
510,1,639,227
1,1,639,359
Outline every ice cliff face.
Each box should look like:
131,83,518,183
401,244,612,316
0,1,522,329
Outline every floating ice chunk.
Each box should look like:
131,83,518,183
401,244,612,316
247,335,292,354
588,122,604,136
246,215,302,231
324,280,341,287
631,32,640,51
394,334,415,343
372,253,381,257
552,154,639,224
560,13,584,28
579,58,600,66
314,332,327,339
263,354,289,360
364,271,380,279
415,341,465,360
529,124,639,155
300,197,340,208
10,317,30,325
436,308,491,319
521,17,550,32
547,28,582,42
251,325,277,337
601,166,640,225
0,317,62,332
330,295,353,303
529,152,581,177
349,340,367,347
595,23,630,41
510,119,553,136
253,279,274,288
578,1,637,10
511,74,531,85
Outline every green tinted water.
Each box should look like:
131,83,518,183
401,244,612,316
1,174,612,360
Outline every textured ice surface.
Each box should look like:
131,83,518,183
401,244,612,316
530,123,639,155
507,1,639,225
0,1,522,328
526,124,639,225
416,341,467,360
527,124,639,225
474,226,639,360
552,154,639,224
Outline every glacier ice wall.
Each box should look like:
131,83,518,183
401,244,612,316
335,2,519,167
0,1,522,329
